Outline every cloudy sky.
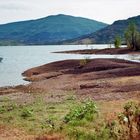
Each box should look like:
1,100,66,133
0,0,139,24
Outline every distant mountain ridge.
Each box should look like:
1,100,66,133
67,15,140,44
0,14,108,45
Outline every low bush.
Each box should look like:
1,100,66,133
21,107,34,119
79,56,91,66
105,101,140,140
64,99,98,123
118,101,140,138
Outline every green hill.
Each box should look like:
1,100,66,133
66,15,140,44
0,14,107,45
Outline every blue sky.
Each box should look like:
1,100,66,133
0,0,139,24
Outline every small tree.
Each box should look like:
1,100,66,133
114,35,121,48
125,22,140,50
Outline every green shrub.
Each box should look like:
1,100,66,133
0,106,6,113
21,107,34,119
117,101,140,138
99,101,140,140
64,100,98,123
103,101,140,140
114,36,121,48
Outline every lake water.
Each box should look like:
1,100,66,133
0,44,140,87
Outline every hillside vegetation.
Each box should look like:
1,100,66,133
0,14,107,45
66,15,140,44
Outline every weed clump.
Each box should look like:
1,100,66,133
118,101,140,138
64,100,98,123
0,102,17,113
79,57,91,66
21,107,34,119
105,101,140,140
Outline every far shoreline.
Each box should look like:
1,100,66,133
53,47,140,55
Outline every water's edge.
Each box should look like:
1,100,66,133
0,45,139,87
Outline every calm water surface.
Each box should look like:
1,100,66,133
0,45,140,87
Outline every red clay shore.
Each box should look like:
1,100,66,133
22,58,140,101
0,58,140,139
54,47,140,55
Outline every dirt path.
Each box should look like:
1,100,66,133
0,126,34,140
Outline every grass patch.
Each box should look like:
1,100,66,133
64,99,98,123
0,95,76,135
0,94,139,140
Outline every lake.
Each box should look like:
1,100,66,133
0,45,140,87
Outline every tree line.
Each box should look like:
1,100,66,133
114,22,140,50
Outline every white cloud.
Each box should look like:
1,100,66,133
0,0,139,24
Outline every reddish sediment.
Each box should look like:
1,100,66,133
54,47,140,55
22,58,140,101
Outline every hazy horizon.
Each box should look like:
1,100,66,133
0,0,139,24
